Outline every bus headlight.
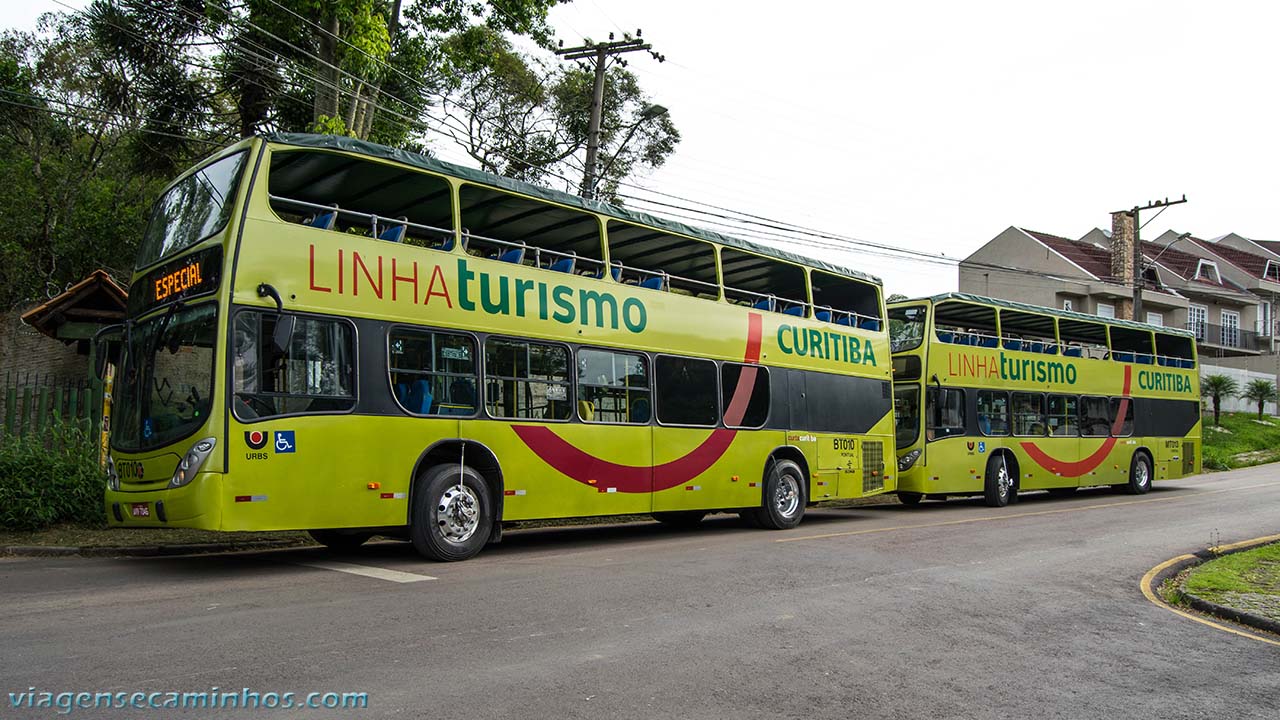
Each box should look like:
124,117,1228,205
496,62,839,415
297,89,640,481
105,455,119,492
170,437,216,489
897,449,921,472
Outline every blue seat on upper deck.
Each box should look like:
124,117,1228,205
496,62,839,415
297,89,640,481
378,217,407,243
308,205,338,230
783,305,804,316
640,273,668,291
548,255,576,274
496,247,525,264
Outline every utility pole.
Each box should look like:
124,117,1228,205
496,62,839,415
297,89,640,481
556,31,665,199
1116,195,1187,322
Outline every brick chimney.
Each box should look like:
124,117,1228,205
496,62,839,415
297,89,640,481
1110,210,1136,319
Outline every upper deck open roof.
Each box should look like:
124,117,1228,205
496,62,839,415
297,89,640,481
891,291,1195,337
261,133,881,287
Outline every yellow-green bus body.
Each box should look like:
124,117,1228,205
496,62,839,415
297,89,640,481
104,136,895,547
890,294,1201,503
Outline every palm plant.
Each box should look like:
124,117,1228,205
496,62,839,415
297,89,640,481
1241,379,1278,421
1201,374,1239,426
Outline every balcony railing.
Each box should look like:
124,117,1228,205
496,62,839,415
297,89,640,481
1185,322,1269,352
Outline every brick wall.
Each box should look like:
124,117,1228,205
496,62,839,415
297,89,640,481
0,310,89,386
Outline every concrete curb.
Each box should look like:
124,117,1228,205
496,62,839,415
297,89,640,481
2,540,305,558
1153,539,1280,638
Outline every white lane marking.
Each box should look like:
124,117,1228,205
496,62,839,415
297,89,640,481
300,561,436,583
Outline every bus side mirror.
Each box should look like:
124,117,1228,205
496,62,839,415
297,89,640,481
92,324,124,380
271,315,296,354
258,283,295,353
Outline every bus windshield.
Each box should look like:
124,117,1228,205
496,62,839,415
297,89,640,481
113,303,218,452
889,305,927,352
136,150,248,269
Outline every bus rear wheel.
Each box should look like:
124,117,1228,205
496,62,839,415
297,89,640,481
897,492,924,506
983,454,1013,508
308,529,373,552
749,459,806,530
1125,452,1153,495
410,463,492,562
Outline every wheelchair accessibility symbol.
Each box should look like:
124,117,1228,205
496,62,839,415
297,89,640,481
274,430,296,454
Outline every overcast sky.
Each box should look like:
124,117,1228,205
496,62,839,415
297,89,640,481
5,1,1279,299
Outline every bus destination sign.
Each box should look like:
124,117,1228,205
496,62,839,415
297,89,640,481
129,245,223,315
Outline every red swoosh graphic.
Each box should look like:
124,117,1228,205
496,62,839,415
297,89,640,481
1019,366,1132,477
511,313,764,493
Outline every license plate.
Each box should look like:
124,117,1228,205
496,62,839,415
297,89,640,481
130,503,150,518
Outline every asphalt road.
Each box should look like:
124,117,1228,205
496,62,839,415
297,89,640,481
2,467,1278,719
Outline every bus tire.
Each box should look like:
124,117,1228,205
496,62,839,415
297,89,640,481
751,459,806,530
652,511,708,527
897,492,924,506
410,463,492,562
983,454,1013,508
308,529,372,552
1125,451,1153,495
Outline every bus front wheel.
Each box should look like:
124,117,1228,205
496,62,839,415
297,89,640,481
1124,452,1153,495
410,463,493,562
750,459,806,530
983,454,1013,508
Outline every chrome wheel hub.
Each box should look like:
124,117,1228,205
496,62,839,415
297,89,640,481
997,462,1012,498
774,473,801,518
1135,460,1150,489
437,485,480,543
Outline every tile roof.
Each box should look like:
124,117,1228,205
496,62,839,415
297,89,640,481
1251,239,1280,256
1190,237,1272,280
1021,229,1116,281
1143,240,1250,293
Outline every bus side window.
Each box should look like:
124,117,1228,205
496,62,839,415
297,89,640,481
233,311,356,419
1047,395,1078,436
576,348,651,424
655,356,719,427
976,390,1009,436
1109,397,1135,437
484,338,571,421
926,387,965,441
1080,396,1110,437
388,329,477,416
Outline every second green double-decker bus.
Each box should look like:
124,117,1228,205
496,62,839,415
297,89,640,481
889,293,1201,507
100,134,896,561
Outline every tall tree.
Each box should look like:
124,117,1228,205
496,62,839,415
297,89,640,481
443,27,680,199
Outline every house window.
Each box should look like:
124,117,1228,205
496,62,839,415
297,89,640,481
1194,259,1220,283
1062,299,1074,312
1145,312,1163,327
1096,302,1115,319
1221,310,1240,348
1188,304,1208,340
1264,260,1280,283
